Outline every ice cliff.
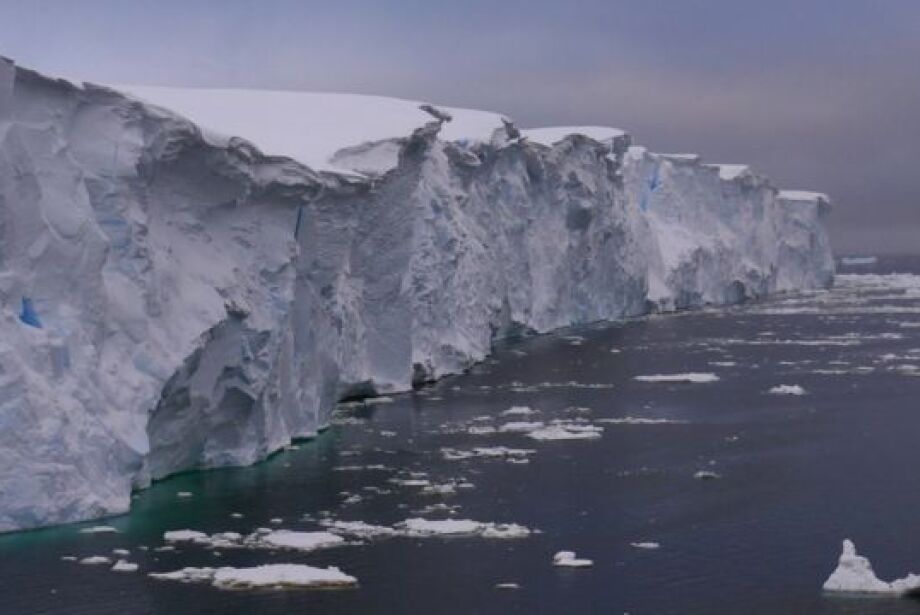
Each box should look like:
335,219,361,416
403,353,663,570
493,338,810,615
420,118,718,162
0,58,834,532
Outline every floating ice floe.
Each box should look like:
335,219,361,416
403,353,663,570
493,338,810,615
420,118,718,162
693,470,721,480
396,518,532,539
595,417,680,425
320,520,398,539
257,530,345,551
495,582,520,590
823,540,920,595
441,446,536,461
150,564,358,589
502,406,537,417
499,421,545,434
164,530,211,544
526,421,603,441
111,560,139,572
768,384,807,396
176,491,193,498
112,548,130,557
79,526,119,534
421,480,474,496
467,425,498,435
634,373,719,383
630,542,660,550
553,551,593,567
162,529,344,552
79,556,112,565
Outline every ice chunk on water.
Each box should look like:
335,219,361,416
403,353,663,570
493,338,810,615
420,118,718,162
823,540,895,593
553,551,593,567
768,384,807,395
634,373,720,383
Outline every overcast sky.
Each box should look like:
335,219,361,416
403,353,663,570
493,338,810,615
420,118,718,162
2,0,918,253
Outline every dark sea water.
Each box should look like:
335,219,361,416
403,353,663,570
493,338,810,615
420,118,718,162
2,255,920,615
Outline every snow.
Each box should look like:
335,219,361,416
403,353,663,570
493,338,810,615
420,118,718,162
634,373,720,383
768,384,807,396
553,551,593,567
116,86,507,176
522,126,626,147
0,57,836,533
712,164,750,181
151,564,358,589
822,540,920,595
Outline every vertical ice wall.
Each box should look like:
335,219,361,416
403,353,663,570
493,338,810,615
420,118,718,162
0,59,834,532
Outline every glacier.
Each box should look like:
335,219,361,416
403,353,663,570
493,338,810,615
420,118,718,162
0,57,834,532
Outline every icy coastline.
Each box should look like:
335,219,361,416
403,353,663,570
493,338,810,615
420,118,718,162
0,57,834,532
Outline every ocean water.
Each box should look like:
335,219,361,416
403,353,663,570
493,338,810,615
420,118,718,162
2,255,919,615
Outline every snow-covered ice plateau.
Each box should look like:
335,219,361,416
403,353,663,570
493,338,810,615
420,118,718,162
0,57,833,531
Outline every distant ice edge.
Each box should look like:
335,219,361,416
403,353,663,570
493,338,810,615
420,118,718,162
0,58,834,532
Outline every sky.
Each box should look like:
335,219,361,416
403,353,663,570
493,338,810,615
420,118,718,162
1,0,918,253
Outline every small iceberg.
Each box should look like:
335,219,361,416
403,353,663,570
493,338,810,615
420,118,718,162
396,518,531,539
526,421,603,441
111,560,139,573
553,551,593,567
823,540,920,595
501,405,537,417
634,373,719,383
151,564,358,589
693,470,721,480
768,384,807,395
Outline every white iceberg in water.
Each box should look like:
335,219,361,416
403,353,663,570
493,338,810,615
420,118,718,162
823,540,920,595
553,551,593,567
111,560,139,573
634,373,720,383
396,518,531,538
501,406,537,417
150,564,357,589
768,384,807,395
